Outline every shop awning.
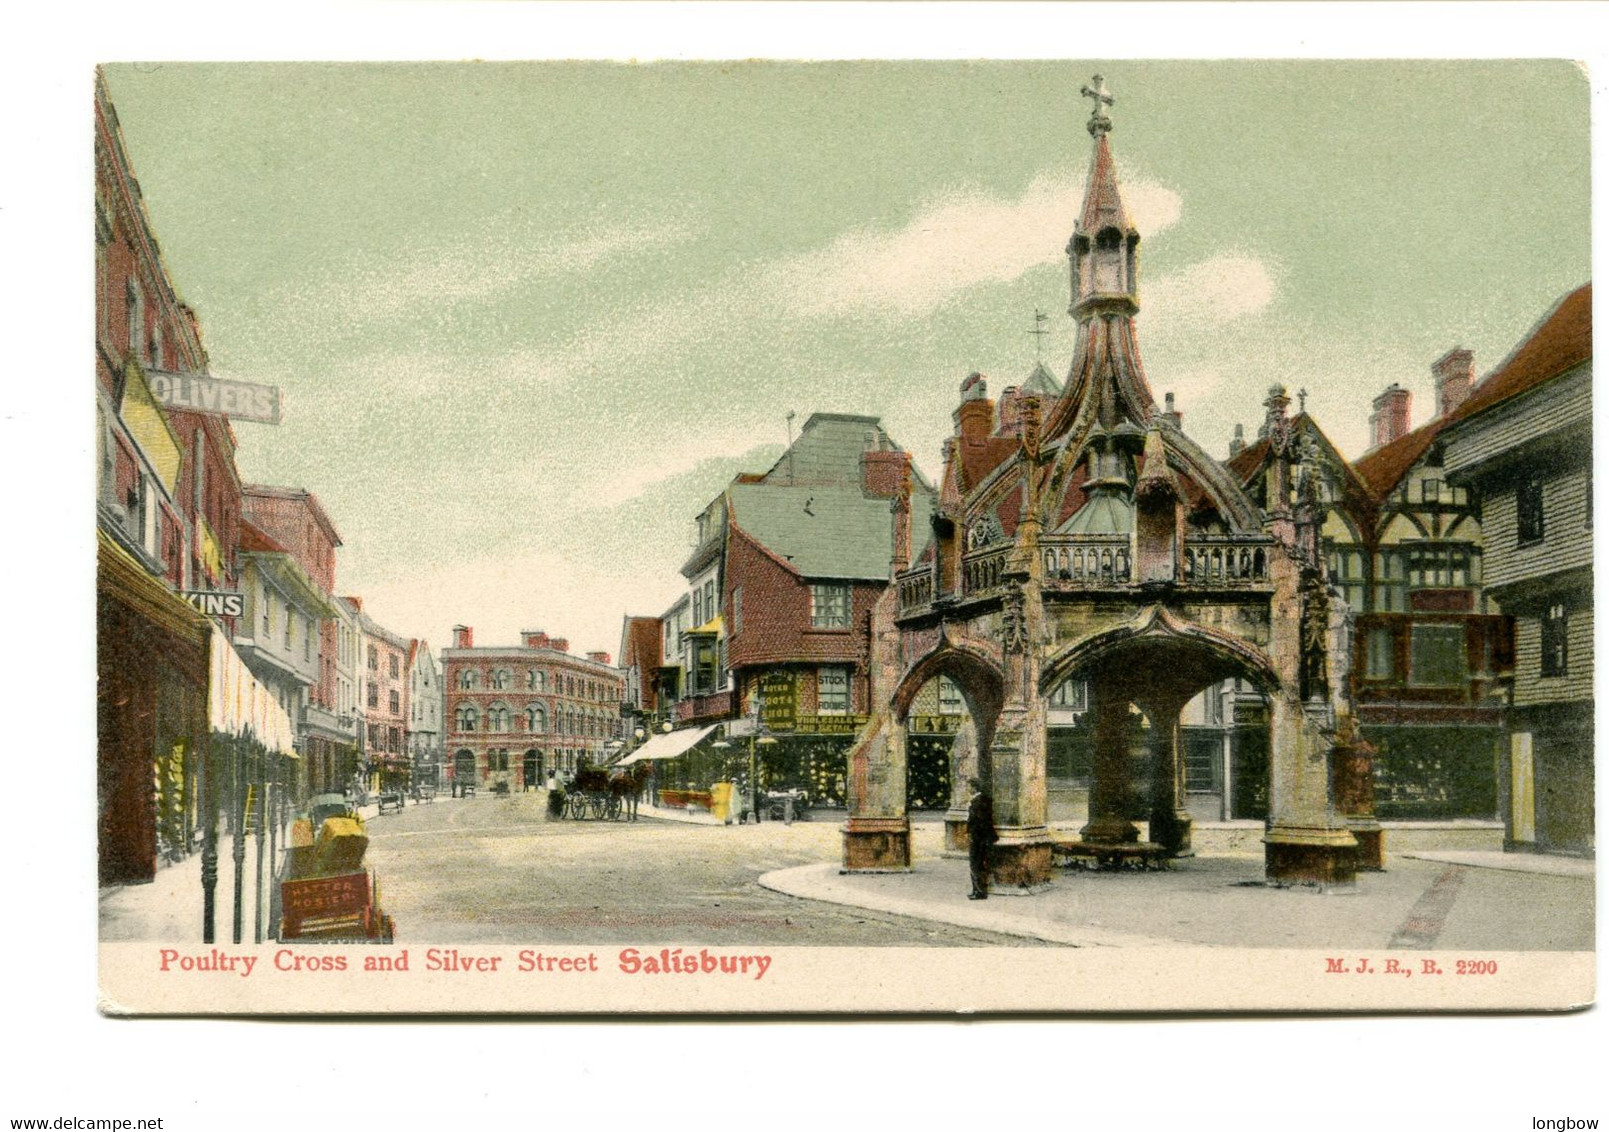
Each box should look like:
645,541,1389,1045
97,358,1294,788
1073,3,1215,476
616,724,720,766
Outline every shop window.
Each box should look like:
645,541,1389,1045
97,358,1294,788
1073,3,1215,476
810,583,851,629
1541,604,1569,677
1409,625,1466,687
1517,476,1545,544
818,667,850,714
1366,627,1395,679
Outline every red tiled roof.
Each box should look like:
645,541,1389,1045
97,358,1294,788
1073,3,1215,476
239,518,289,555
1357,283,1591,497
1452,282,1592,421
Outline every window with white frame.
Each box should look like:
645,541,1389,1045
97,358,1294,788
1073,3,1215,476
455,704,478,732
818,667,850,714
526,705,546,732
810,583,851,629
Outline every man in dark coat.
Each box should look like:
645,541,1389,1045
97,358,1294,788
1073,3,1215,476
965,776,998,900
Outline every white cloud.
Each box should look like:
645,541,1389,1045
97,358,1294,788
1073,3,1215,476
1144,253,1279,326
779,166,1182,317
277,220,697,334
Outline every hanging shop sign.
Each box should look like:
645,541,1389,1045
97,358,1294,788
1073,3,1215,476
147,369,282,425
184,589,244,618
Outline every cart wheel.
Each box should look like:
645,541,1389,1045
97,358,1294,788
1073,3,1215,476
568,793,585,819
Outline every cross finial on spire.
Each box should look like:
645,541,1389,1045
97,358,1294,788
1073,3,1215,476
1297,387,1308,413
1081,74,1114,137
1028,308,1049,360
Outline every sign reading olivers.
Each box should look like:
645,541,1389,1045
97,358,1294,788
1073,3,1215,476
147,368,282,426
846,76,1373,888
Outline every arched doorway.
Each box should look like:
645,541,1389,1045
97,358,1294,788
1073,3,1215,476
886,637,1007,858
1040,607,1280,855
453,749,476,797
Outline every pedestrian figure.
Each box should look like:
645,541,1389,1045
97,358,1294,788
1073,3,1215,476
966,776,997,900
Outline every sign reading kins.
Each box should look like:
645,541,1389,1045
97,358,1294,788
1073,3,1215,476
148,370,281,425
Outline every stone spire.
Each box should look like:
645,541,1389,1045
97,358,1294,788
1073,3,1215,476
1069,75,1139,320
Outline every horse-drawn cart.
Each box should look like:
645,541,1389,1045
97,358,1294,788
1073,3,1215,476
564,767,623,820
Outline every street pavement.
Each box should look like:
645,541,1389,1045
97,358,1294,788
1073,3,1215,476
100,790,1594,951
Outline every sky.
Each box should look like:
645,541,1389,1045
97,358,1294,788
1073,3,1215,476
99,59,1590,658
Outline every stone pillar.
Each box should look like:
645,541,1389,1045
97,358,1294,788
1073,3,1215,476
943,715,979,857
1081,681,1140,845
986,696,1052,889
842,719,912,871
1262,546,1358,885
842,587,911,871
1332,718,1384,871
1140,695,1192,856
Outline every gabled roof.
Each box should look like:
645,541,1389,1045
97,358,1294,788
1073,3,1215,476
1232,413,1378,519
1022,360,1064,398
1451,282,1591,422
727,482,933,581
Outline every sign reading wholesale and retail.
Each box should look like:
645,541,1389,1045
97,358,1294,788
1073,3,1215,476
147,369,282,425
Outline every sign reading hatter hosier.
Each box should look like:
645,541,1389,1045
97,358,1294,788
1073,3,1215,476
93,59,1595,1027
147,369,282,425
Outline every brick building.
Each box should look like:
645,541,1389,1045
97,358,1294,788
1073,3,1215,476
625,412,937,807
241,485,351,794
96,69,227,883
441,627,625,792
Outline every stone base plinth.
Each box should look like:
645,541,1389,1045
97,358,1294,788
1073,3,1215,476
1080,815,1141,845
942,811,969,858
1264,826,1359,886
1348,823,1385,871
990,839,1054,888
1149,808,1194,857
841,817,912,872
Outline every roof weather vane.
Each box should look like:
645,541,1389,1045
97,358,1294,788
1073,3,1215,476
1029,308,1049,361
1081,74,1114,137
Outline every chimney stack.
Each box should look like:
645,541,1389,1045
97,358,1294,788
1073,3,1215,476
996,386,1023,437
1163,391,1183,429
453,624,473,649
522,630,550,650
1368,384,1412,449
551,638,570,653
587,650,611,665
953,373,994,446
1228,422,1246,459
1433,348,1474,418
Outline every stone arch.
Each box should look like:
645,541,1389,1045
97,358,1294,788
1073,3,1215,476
891,637,1007,736
1040,605,1282,855
1040,604,1281,702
